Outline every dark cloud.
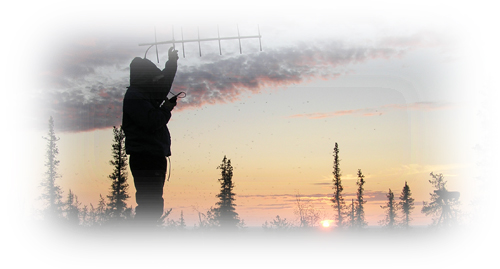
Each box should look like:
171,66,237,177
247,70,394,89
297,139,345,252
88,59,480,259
168,40,407,109
38,36,424,132
43,37,140,88
37,84,127,132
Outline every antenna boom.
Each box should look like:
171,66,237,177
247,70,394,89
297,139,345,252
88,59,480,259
139,35,262,46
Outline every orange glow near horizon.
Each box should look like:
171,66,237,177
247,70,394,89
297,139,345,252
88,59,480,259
321,220,333,228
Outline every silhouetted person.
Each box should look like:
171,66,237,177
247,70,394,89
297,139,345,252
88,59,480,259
122,47,179,226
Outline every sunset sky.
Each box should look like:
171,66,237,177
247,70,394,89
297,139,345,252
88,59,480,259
8,1,497,230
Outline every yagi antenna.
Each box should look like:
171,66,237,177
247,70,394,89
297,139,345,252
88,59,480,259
140,25,262,59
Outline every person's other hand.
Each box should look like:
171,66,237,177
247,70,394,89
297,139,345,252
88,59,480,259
162,98,177,111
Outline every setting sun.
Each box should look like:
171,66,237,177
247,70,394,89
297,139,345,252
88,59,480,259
321,220,332,228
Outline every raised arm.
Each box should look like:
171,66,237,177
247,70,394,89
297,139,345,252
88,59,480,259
158,47,179,101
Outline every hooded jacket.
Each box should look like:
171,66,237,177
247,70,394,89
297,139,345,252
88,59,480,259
122,57,177,156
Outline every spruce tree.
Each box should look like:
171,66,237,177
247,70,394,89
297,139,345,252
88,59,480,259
41,116,63,220
262,215,292,231
354,169,367,228
81,205,90,227
212,156,240,229
421,172,460,226
380,189,397,229
98,194,108,225
331,143,346,228
92,194,108,226
106,126,130,222
348,199,355,228
63,189,81,225
399,181,415,228
179,211,186,230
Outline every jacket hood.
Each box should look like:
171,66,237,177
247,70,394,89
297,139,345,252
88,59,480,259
129,57,163,87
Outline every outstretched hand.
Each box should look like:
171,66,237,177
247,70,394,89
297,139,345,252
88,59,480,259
168,47,179,61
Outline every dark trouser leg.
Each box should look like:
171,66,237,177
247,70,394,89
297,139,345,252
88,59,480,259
129,153,166,224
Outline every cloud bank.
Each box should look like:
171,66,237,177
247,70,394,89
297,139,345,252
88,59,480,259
37,33,439,132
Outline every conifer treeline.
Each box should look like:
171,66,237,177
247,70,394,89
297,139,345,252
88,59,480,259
38,117,462,230
39,121,134,227
323,142,459,230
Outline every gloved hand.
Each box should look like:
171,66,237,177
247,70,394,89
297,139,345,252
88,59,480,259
168,47,179,61
168,95,178,107
162,98,177,111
